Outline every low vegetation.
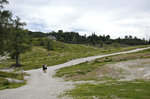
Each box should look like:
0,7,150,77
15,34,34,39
0,38,148,70
66,80,150,99
55,48,150,80
56,48,150,99
0,71,26,90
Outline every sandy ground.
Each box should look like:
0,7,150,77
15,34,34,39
0,47,150,99
108,59,150,81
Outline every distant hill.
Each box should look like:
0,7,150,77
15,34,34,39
28,30,150,46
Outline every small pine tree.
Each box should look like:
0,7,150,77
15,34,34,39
10,17,31,67
72,37,77,44
40,38,44,46
47,40,53,51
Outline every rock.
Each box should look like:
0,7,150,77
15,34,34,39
6,78,24,83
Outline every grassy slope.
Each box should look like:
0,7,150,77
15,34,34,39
55,48,150,80
56,48,150,99
0,38,148,70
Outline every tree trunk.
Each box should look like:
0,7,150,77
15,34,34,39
16,54,19,66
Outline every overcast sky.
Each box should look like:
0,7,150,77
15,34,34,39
6,0,150,39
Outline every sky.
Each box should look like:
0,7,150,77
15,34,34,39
6,0,150,39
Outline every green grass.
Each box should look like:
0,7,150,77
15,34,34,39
0,71,26,90
0,38,149,70
57,47,150,99
55,61,106,78
65,80,150,99
0,71,20,79
55,48,150,81
0,78,26,90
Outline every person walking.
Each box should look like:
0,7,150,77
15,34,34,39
42,64,47,73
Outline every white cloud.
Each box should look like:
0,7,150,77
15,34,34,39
6,0,150,39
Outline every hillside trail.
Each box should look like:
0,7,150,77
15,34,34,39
0,47,150,99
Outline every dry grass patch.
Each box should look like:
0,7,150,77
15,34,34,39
65,65,124,81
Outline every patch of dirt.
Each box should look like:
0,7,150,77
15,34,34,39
70,58,150,81
103,59,150,81
66,58,150,81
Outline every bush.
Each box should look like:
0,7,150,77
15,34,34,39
3,80,10,86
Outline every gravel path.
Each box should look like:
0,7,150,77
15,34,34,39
0,47,150,99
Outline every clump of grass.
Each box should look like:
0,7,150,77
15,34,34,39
2,79,10,86
55,61,106,78
0,71,20,79
65,80,150,99
0,71,26,90
0,78,26,90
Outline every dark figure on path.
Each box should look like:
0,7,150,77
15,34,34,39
43,64,47,73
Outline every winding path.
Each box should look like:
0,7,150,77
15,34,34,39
0,47,150,99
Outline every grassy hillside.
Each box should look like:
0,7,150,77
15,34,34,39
56,48,150,99
0,38,149,70
55,48,150,80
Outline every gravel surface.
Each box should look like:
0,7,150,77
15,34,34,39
0,47,150,99
111,59,150,81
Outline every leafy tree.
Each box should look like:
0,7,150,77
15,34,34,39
40,38,44,46
71,36,77,44
28,31,46,38
46,40,53,51
58,30,63,34
10,17,31,67
59,37,65,42
125,36,128,39
106,35,110,39
29,29,149,46
0,0,13,55
0,0,8,8
129,35,133,39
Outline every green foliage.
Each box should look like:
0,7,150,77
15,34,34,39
55,45,150,81
0,1,31,67
2,79,10,85
28,31,46,38
47,31,149,46
46,39,53,51
0,71,19,79
0,78,26,90
59,37,65,42
0,71,26,90
18,43,102,70
71,37,77,44
66,80,150,99
55,61,105,78
0,38,149,70
9,17,31,66
112,42,121,48
0,0,13,55
40,38,44,46
0,0,8,8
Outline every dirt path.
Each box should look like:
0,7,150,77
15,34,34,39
0,47,150,99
